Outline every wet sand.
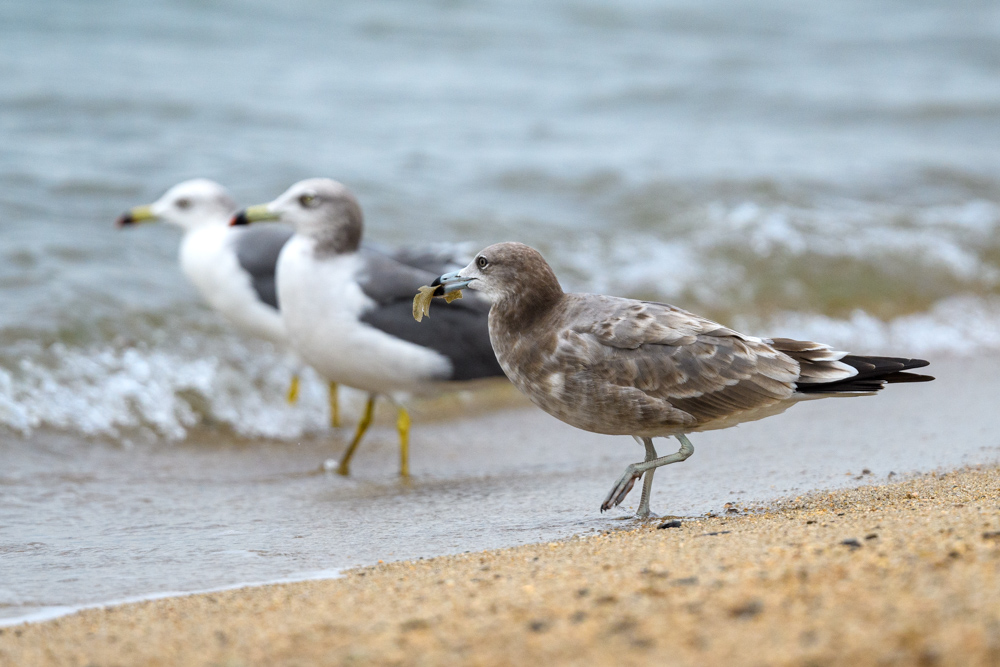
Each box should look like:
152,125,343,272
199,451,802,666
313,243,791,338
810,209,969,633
3,465,999,666
2,355,999,627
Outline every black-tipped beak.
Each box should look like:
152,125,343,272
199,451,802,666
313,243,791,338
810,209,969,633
231,204,279,226
433,270,472,295
116,204,155,228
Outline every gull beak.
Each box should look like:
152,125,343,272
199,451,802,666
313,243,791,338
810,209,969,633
116,204,155,228
430,270,472,296
231,204,279,226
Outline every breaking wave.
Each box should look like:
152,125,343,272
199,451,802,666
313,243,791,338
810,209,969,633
3,178,999,444
0,295,997,444
0,325,345,443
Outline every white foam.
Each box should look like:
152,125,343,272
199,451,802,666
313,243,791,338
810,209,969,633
0,569,343,629
0,335,368,442
750,295,1000,355
1,296,995,445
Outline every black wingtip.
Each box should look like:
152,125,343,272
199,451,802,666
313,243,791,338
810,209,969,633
797,355,935,394
883,372,935,384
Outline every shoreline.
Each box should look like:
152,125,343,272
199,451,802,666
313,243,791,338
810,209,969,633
0,569,344,631
4,464,999,666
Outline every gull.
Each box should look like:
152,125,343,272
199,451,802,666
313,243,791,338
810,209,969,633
232,178,504,476
432,242,934,517
117,179,346,425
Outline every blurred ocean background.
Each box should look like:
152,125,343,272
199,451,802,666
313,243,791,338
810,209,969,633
2,0,1000,624
1,0,999,441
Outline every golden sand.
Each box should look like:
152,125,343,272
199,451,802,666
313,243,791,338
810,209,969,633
3,466,999,666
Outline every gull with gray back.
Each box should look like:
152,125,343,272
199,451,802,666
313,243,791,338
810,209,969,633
118,179,471,427
232,178,504,477
116,179,344,420
118,179,291,344
432,242,934,517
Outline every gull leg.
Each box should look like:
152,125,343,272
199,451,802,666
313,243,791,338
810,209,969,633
636,437,659,519
286,373,301,404
397,407,411,478
328,381,341,428
335,393,376,476
601,434,694,514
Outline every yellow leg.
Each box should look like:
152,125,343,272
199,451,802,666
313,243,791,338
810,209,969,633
336,394,376,476
396,407,411,478
328,381,341,428
286,374,300,404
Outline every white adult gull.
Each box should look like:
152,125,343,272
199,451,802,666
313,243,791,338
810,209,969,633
117,179,345,425
432,242,934,517
232,178,504,477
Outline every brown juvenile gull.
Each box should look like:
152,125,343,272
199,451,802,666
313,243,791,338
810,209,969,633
431,242,934,517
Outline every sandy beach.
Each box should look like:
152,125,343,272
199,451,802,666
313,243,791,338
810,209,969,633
3,464,999,666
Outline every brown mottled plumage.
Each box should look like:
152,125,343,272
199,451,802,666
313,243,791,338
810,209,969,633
435,242,933,517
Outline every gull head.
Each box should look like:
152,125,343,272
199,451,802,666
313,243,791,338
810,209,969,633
433,242,563,310
117,179,237,231
232,178,363,254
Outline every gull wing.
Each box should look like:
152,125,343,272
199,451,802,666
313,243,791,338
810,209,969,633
557,296,800,426
356,249,502,382
233,226,294,309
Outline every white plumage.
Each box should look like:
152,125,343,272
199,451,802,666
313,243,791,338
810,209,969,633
234,178,504,477
276,235,452,394
179,223,288,345
119,179,290,346
118,179,343,422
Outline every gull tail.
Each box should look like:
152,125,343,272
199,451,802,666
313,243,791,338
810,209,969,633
795,355,934,394
766,338,934,394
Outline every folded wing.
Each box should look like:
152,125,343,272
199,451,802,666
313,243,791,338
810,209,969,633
356,249,503,381
233,226,295,309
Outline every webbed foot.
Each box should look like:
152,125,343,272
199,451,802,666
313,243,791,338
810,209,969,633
600,464,643,512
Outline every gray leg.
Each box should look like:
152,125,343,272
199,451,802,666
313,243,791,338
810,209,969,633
635,437,659,518
601,434,694,514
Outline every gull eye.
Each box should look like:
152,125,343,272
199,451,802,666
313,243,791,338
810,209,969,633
176,198,191,210
298,193,316,207
476,256,489,269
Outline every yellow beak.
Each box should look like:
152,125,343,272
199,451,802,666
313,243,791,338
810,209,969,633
231,204,280,226
116,204,156,227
